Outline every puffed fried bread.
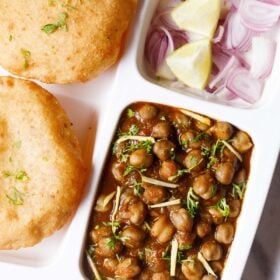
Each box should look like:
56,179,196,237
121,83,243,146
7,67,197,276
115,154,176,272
0,0,137,84
0,76,86,249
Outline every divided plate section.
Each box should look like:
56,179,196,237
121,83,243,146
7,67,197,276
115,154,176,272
134,0,280,109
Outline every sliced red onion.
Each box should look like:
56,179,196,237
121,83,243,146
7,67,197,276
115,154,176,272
153,0,183,30
226,67,264,103
213,26,225,43
212,46,231,70
145,28,169,71
170,30,188,49
250,37,277,79
145,26,176,71
209,56,240,89
230,0,241,8
239,0,280,32
213,86,238,101
223,12,254,52
260,0,280,5
152,7,179,30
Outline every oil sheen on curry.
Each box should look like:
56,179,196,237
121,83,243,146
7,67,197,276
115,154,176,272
85,102,253,280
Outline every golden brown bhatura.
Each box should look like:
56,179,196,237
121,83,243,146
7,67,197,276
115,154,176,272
0,0,137,84
0,77,86,249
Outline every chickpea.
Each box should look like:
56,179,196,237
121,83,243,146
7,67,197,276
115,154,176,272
183,150,205,172
195,120,210,131
234,168,247,184
201,240,223,261
208,207,224,225
199,209,213,224
215,222,235,244
222,148,239,170
180,130,202,149
215,162,235,185
232,131,253,153
170,208,193,232
151,215,175,243
115,257,141,279
153,140,176,161
129,149,153,169
121,226,145,248
159,160,178,181
171,112,191,129
138,104,158,120
103,258,118,273
142,183,168,204
152,122,171,138
195,221,212,238
228,199,241,218
175,231,196,250
96,236,123,257
193,173,215,200
211,261,223,274
90,226,111,243
139,270,150,280
181,256,205,280
94,193,113,213
202,275,217,280
146,247,168,273
111,162,125,182
152,271,171,280
212,122,234,140
129,200,147,225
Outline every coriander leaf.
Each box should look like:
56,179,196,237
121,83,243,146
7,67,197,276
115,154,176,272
124,165,146,176
181,244,192,250
106,236,117,249
211,184,217,196
41,12,68,35
15,170,29,182
138,250,145,260
21,49,31,69
132,181,143,196
192,132,210,143
6,187,24,206
215,198,230,218
120,124,139,137
144,221,151,231
201,140,225,169
127,108,135,118
183,187,200,218
41,24,58,34
124,165,136,176
232,182,246,199
57,12,67,31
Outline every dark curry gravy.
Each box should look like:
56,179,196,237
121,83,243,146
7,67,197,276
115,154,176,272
84,102,252,280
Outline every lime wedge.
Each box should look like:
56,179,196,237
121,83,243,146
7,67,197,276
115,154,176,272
171,0,221,38
166,39,212,90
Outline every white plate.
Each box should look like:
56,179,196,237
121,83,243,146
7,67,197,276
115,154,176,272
1,1,280,279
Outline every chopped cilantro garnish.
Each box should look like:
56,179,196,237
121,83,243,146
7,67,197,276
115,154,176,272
21,49,31,69
41,12,68,34
232,182,246,199
215,198,230,218
183,188,200,218
127,108,135,118
6,187,24,206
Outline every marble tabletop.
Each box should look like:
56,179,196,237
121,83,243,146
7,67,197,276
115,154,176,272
242,154,280,280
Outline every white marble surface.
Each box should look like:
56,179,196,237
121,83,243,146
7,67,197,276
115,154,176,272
243,154,280,280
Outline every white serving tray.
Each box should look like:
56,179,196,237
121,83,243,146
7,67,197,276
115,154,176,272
1,1,280,279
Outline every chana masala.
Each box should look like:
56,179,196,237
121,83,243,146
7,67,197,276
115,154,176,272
85,102,253,280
